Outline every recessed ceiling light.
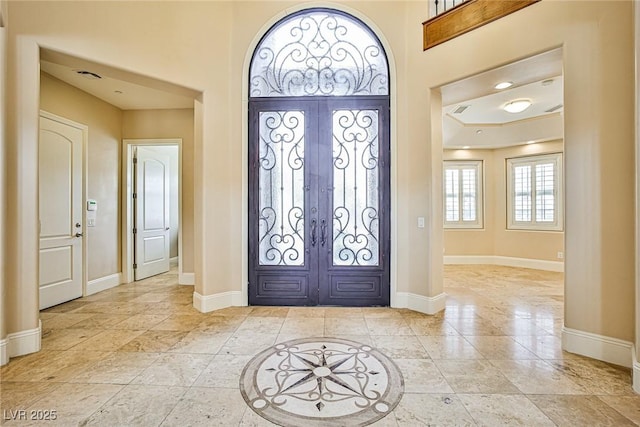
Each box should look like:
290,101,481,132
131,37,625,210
494,81,513,90
503,99,531,113
526,140,536,144
462,146,470,149
542,79,554,86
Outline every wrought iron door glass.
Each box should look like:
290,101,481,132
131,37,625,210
332,109,379,266
259,111,305,266
250,10,388,97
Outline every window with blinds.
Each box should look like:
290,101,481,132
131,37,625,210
443,160,483,229
507,153,563,231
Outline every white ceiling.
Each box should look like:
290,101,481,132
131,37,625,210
40,50,198,110
441,48,564,149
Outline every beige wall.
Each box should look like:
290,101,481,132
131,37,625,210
636,0,640,379
122,109,195,272
444,141,564,262
40,73,122,281
1,1,636,362
0,6,6,345
0,0,6,27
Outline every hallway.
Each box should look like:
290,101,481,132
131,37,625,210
1,266,638,425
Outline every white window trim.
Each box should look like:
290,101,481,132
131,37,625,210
443,160,484,229
506,152,563,231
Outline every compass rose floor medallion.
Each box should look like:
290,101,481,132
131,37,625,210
240,337,404,426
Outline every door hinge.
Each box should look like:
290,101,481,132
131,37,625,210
133,228,137,234
133,263,138,269
133,193,137,199
133,157,138,164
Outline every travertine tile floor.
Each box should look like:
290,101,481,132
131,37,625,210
2,265,640,426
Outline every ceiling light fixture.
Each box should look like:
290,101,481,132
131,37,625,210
526,140,536,144
462,146,471,149
494,81,513,90
503,99,531,113
476,129,483,135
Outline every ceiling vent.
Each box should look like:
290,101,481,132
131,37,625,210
75,70,102,80
545,104,563,113
453,105,469,114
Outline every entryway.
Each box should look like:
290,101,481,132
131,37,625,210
247,9,391,307
122,139,181,283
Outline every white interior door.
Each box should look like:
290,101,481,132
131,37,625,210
39,113,84,310
134,146,170,280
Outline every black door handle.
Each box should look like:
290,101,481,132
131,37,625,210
311,219,317,247
320,219,327,246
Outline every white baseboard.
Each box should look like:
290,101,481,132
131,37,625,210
86,273,122,296
0,321,42,365
193,291,243,313
632,346,640,393
0,338,7,366
395,292,446,315
562,326,633,368
179,272,195,285
444,255,564,272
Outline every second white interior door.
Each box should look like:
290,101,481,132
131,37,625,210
134,146,171,280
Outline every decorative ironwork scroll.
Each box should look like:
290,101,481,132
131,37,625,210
250,10,389,97
332,109,379,266
259,111,305,266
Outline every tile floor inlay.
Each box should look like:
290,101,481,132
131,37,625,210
240,337,404,426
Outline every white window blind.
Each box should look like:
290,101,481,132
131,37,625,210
444,161,483,229
507,153,563,231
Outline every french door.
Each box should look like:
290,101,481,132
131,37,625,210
249,97,390,306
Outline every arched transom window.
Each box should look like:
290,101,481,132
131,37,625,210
250,9,389,97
